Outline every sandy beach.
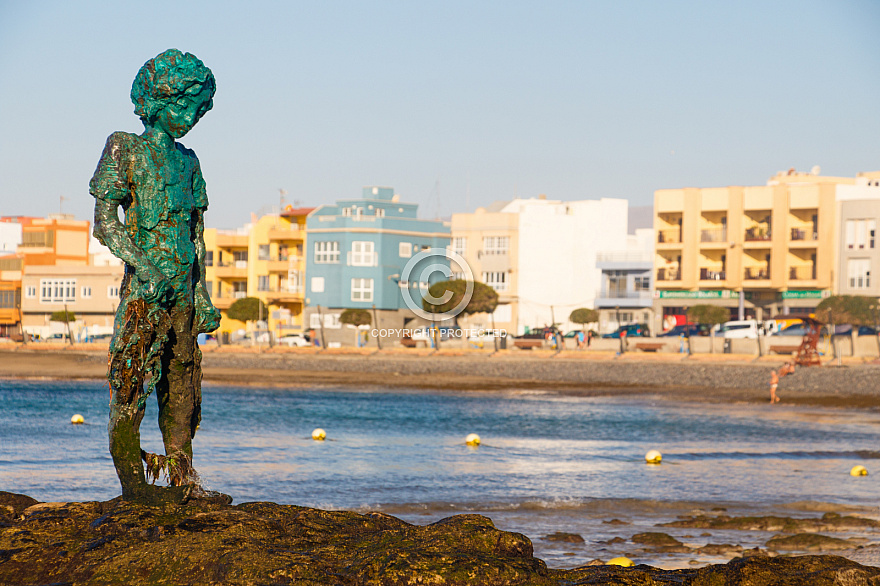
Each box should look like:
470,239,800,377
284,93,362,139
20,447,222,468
1,345,879,408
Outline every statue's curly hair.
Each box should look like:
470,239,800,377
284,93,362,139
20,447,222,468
130,49,216,125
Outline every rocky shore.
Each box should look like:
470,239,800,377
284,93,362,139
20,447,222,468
3,491,880,586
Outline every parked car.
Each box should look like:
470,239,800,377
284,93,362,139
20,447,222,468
719,320,762,339
658,324,705,337
278,333,311,347
771,323,831,337
601,324,649,339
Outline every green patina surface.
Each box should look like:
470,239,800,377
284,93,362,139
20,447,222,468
89,49,220,504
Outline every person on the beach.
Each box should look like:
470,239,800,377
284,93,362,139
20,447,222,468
90,49,220,504
769,369,780,403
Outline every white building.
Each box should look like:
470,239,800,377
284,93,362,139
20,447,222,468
451,195,629,335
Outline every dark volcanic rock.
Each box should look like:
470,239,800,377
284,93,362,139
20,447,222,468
543,531,585,543
766,533,854,552
2,492,880,585
660,512,880,533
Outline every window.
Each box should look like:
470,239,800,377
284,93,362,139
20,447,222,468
846,219,877,249
482,271,507,291
257,275,270,291
324,314,341,328
107,286,120,299
205,281,212,296
482,236,509,255
848,258,871,289
0,289,19,309
258,245,271,261
375,208,385,217
314,241,340,263
81,286,92,298
351,278,374,302
634,276,651,291
310,313,322,329
342,207,352,217
40,279,76,303
310,277,325,293
205,251,213,266
399,242,412,258
452,237,466,256
351,241,375,266
451,272,464,281
232,250,248,268
25,286,36,299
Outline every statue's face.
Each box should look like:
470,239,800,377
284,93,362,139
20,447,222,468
153,84,214,139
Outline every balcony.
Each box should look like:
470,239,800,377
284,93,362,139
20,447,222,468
657,229,681,244
263,286,305,302
656,268,681,281
267,256,304,272
215,233,248,248
267,227,304,241
700,228,727,244
699,268,726,281
744,267,770,280
215,261,248,278
790,228,817,242
595,289,654,308
744,227,771,242
211,293,246,309
789,266,817,281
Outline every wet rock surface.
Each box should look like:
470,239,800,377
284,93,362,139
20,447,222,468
661,512,880,533
2,492,880,585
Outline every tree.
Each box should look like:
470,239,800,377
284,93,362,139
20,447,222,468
687,304,729,354
815,295,877,326
422,280,499,318
339,308,371,327
50,311,76,323
423,280,500,350
227,297,268,323
569,308,598,331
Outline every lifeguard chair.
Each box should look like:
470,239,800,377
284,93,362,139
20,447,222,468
795,317,823,367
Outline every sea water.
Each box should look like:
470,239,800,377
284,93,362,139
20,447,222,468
2,379,879,569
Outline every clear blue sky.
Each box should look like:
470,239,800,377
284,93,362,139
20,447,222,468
1,1,878,229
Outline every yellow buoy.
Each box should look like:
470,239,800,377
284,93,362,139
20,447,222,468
465,433,481,446
850,465,868,476
607,556,634,567
311,428,326,441
645,449,662,464
70,414,84,425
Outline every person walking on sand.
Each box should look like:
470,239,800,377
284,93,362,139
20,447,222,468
769,369,780,403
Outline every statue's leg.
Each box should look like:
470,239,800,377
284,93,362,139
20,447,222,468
108,397,147,497
156,303,199,483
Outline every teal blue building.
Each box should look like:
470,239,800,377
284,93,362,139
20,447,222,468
305,187,451,318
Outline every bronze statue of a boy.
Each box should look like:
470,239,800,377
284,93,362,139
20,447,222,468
90,49,221,504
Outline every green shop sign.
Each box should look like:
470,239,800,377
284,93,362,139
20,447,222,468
656,290,741,300
781,290,830,300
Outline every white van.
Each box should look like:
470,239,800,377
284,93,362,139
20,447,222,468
719,319,778,339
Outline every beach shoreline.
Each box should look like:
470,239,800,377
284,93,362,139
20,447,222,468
1,346,878,409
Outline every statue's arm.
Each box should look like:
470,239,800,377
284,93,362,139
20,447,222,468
191,157,221,333
90,134,171,302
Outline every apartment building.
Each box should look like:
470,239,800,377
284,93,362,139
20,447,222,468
595,228,655,333
304,186,450,337
20,264,123,338
451,196,629,335
0,215,90,336
204,206,313,335
837,173,880,297
653,169,858,329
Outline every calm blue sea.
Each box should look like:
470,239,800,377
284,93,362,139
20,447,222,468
2,379,879,568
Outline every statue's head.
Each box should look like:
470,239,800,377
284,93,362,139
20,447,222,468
131,49,216,138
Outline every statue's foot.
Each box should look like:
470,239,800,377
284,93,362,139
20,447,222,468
122,483,193,506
